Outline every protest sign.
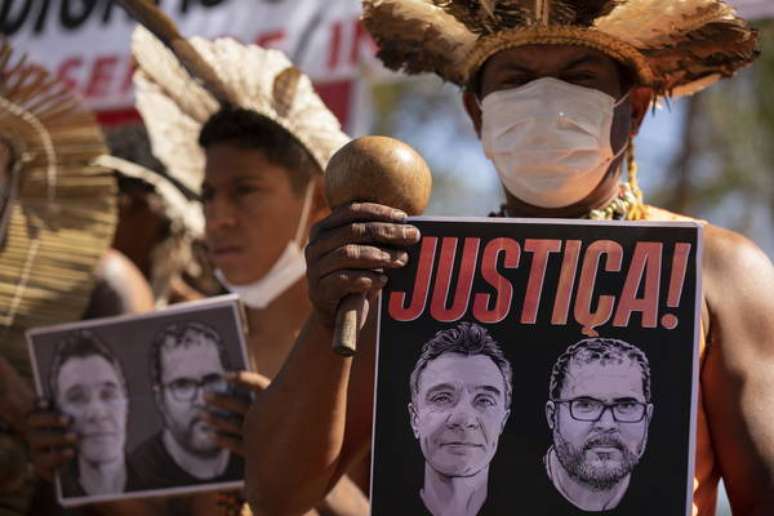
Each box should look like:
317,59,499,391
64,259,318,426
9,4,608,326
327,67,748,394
372,218,702,515
28,295,248,507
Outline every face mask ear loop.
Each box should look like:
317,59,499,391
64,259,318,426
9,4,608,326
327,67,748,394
625,140,646,220
626,140,643,201
614,88,633,109
293,179,316,246
614,87,638,195
609,87,633,168
608,88,634,162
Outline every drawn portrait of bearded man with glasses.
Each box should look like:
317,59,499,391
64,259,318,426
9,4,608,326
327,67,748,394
544,338,654,512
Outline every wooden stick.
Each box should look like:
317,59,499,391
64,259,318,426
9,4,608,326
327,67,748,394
114,0,235,106
332,294,364,357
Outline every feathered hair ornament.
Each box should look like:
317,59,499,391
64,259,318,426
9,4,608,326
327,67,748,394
0,41,116,377
118,0,350,196
363,0,759,97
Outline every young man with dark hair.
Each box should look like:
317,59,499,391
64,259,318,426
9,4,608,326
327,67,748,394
198,107,318,196
132,26,368,515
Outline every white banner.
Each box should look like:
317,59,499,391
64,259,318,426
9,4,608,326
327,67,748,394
5,0,769,126
4,0,381,129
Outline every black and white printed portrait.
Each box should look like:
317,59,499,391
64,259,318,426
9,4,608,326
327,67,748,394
127,321,243,490
544,338,654,512
27,295,247,507
408,322,512,516
48,331,137,498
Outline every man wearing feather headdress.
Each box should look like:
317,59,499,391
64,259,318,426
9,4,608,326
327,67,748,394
244,1,774,515
0,40,118,515
96,0,370,513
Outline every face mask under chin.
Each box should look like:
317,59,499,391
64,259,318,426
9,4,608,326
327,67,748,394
481,77,630,209
215,180,315,309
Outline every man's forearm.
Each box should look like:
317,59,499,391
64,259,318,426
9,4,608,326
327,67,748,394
245,315,355,516
318,474,369,516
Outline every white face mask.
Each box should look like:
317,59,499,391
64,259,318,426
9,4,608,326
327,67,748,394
215,181,315,310
481,77,629,208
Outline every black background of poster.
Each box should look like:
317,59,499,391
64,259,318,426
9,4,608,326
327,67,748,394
371,218,700,515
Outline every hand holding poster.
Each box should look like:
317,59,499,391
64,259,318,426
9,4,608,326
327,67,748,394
372,218,701,515
26,295,249,507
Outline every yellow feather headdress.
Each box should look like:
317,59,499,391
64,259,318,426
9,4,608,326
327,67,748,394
363,0,759,96
0,42,116,377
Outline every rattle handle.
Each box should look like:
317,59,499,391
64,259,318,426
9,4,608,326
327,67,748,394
332,294,365,357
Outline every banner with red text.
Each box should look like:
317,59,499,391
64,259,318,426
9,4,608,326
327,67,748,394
4,0,381,130
372,218,701,515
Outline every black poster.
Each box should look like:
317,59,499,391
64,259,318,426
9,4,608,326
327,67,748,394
372,218,701,516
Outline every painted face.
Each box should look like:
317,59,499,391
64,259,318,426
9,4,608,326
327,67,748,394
56,356,128,466
202,144,309,285
551,360,652,489
410,353,510,478
158,336,226,457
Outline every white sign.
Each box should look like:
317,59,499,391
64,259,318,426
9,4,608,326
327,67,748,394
5,0,380,127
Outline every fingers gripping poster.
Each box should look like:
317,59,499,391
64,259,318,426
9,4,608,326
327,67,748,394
372,218,701,516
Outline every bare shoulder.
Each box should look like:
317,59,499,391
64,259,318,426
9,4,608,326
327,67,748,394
701,224,773,326
98,248,145,281
702,223,772,279
83,249,155,318
645,205,771,277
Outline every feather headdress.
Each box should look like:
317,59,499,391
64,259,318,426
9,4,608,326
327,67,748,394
0,41,116,377
128,4,350,196
95,154,204,304
363,0,759,96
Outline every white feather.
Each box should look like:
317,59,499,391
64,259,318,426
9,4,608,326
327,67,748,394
132,26,350,194
134,72,207,196
132,26,217,123
95,154,204,237
597,0,736,49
